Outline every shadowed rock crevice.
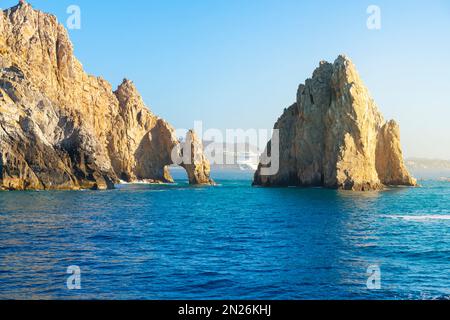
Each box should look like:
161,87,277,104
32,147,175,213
254,55,416,191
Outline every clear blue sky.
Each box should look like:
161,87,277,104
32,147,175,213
3,0,450,159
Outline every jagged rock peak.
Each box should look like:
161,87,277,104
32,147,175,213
10,0,31,11
117,78,136,92
254,55,416,191
114,79,153,114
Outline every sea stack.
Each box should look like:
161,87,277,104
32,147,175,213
0,3,213,190
179,130,215,185
254,55,416,191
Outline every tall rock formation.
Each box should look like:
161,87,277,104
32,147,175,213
0,2,213,190
254,55,416,191
179,130,215,185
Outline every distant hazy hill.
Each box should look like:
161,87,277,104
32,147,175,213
405,158,450,180
406,158,450,170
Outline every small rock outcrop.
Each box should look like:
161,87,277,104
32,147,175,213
254,55,416,191
180,130,215,185
0,3,213,190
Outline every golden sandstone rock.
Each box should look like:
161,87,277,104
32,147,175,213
0,3,213,190
254,55,417,191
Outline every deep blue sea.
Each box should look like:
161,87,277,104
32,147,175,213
0,170,449,300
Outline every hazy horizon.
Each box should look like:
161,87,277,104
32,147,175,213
2,0,449,159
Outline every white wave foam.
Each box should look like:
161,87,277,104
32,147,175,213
387,215,450,221
118,180,177,186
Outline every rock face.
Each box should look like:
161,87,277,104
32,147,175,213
0,3,213,190
254,55,416,191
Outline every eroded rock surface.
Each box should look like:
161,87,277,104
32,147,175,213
254,55,416,191
0,3,212,190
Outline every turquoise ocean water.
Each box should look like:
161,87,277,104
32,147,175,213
0,170,449,300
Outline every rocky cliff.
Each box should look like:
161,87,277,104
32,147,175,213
0,2,213,190
254,55,416,191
